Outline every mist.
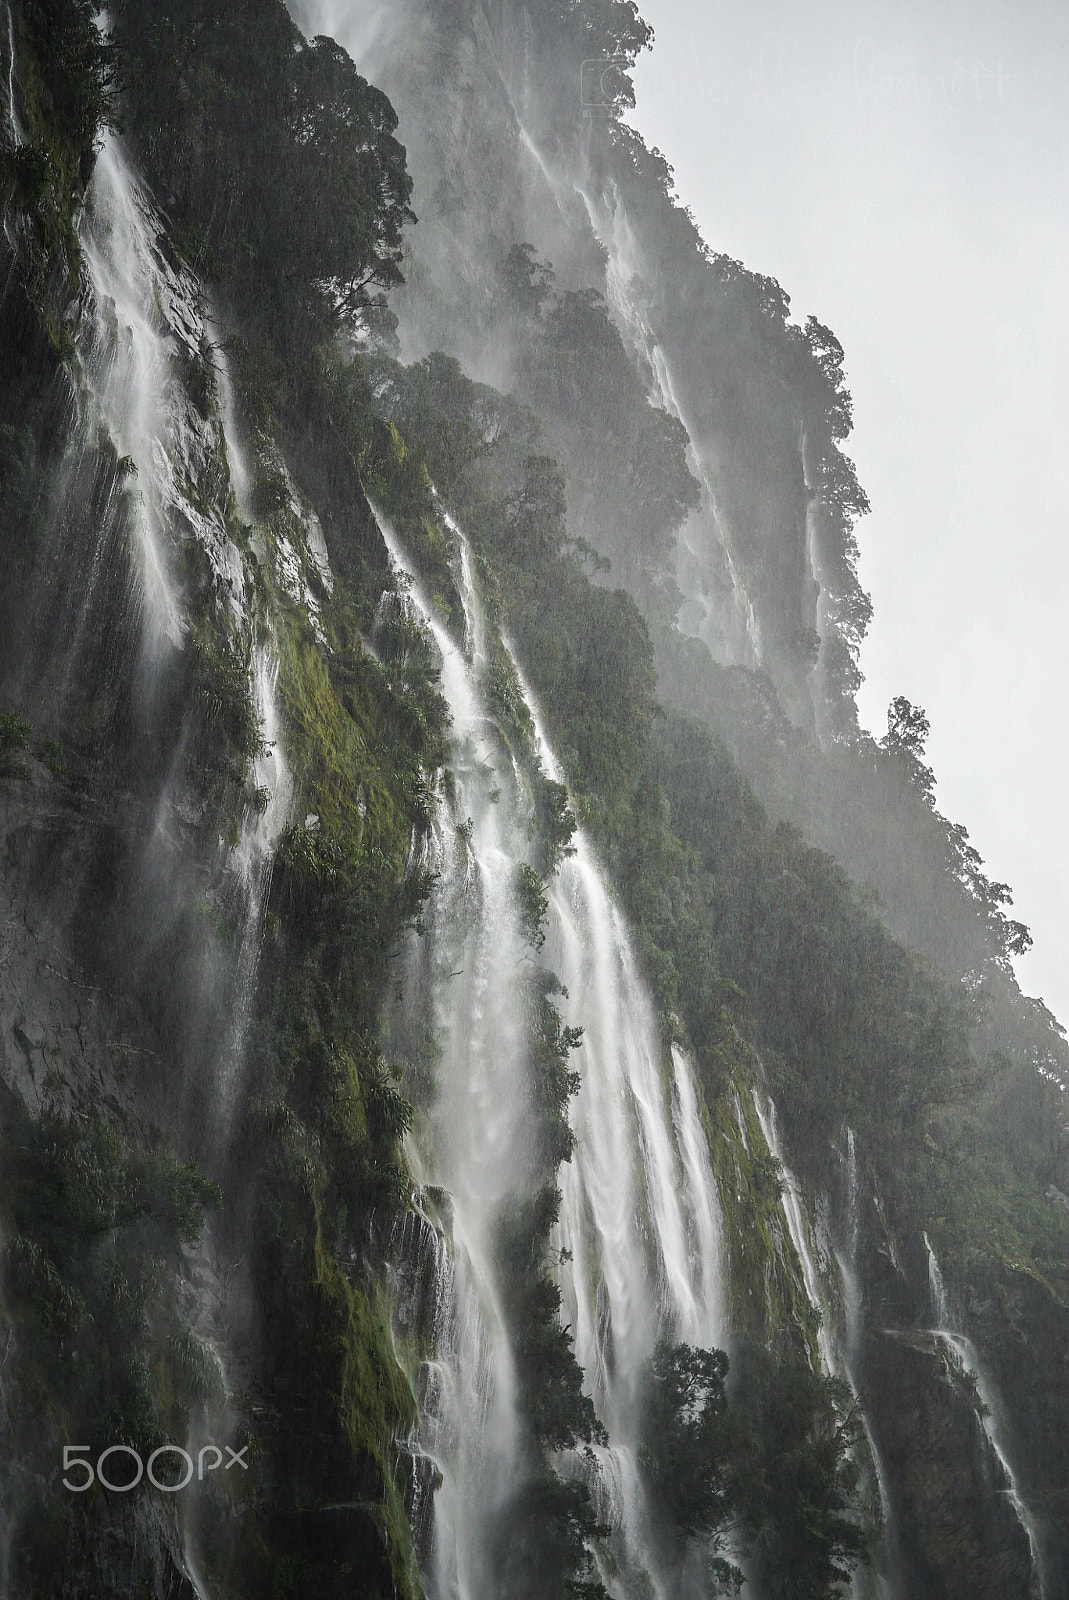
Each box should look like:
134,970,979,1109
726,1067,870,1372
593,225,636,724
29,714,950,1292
630,0,1069,1024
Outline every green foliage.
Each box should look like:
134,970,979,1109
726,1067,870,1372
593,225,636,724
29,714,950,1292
489,1187,609,1600
0,1098,220,1449
533,773,577,877
640,1342,740,1562
496,1186,606,1453
881,694,936,801
636,1337,868,1597
533,288,647,437
648,714,982,1172
799,317,855,442
1,0,117,332
0,706,33,750
524,0,652,122
491,1471,609,1600
190,631,263,762
732,1341,869,1599
515,861,549,949
112,0,413,344
499,242,556,318
5,1233,85,1338
511,285,699,614
179,333,219,421
523,970,583,1169
169,1328,227,1406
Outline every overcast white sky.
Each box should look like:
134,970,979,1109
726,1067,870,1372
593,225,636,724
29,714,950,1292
629,0,1069,1026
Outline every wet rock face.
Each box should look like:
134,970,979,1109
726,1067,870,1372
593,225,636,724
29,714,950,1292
0,742,152,1113
868,1334,1037,1600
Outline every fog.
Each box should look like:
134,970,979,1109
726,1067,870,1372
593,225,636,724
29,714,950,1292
630,0,1069,1025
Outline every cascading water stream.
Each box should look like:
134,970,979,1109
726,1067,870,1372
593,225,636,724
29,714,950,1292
752,1094,837,1365
3,0,20,147
79,134,186,659
923,1231,950,1328
215,642,293,1137
513,661,734,1595
752,1096,896,1599
547,852,729,1596
379,500,731,1598
211,325,253,521
923,1239,1046,1596
570,177,762,670
376,505,532,1600
503,113,762,671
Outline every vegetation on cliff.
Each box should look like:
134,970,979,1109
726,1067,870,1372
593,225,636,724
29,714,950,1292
2,0,1067,1596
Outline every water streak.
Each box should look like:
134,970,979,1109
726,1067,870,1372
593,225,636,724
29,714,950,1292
924,1231,950,1327
754,1096,896,1598
215,642,292,1137
80,136,187,655
3,0,20,146
572,178,762,669
382,502,730,1599
925,1240,1045,1596
377,505,531,1600
522,635,731,1595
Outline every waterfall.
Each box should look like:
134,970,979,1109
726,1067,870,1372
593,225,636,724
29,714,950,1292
840,1127,862,1362
923,1231,951,1327
924,1239,1046,1596
79,135,187,658
495,109,763,671
377,506,532,1600
753,1096,898,1599
215,642,292,1137
3,0,20,146
751,1093,837,1371
211,325,253,520
378,496,731,1598
547,852,729,1595
571,178,762,670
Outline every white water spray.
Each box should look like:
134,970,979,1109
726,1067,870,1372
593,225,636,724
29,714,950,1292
3,0,20,146
211,326,253,521
210,645,292,1145
924,1239,1045,1596
377,505,532,1600
519,639,732,1596
79,136,191,654
381,501,730,1598
923,1231,950,1328
753,1096,896,1598
572,177,762,670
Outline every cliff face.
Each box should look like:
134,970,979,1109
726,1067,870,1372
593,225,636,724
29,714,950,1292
2,3,1067,1599
297,0,866,731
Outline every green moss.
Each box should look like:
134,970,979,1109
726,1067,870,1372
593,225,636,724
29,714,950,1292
702,1077,816,1348
1,0,117,340
168,1328,227,1408
312,1222,421,1594
0,1093,220,1471
0,707,34,751
279,625,391,843
180,334,220,421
